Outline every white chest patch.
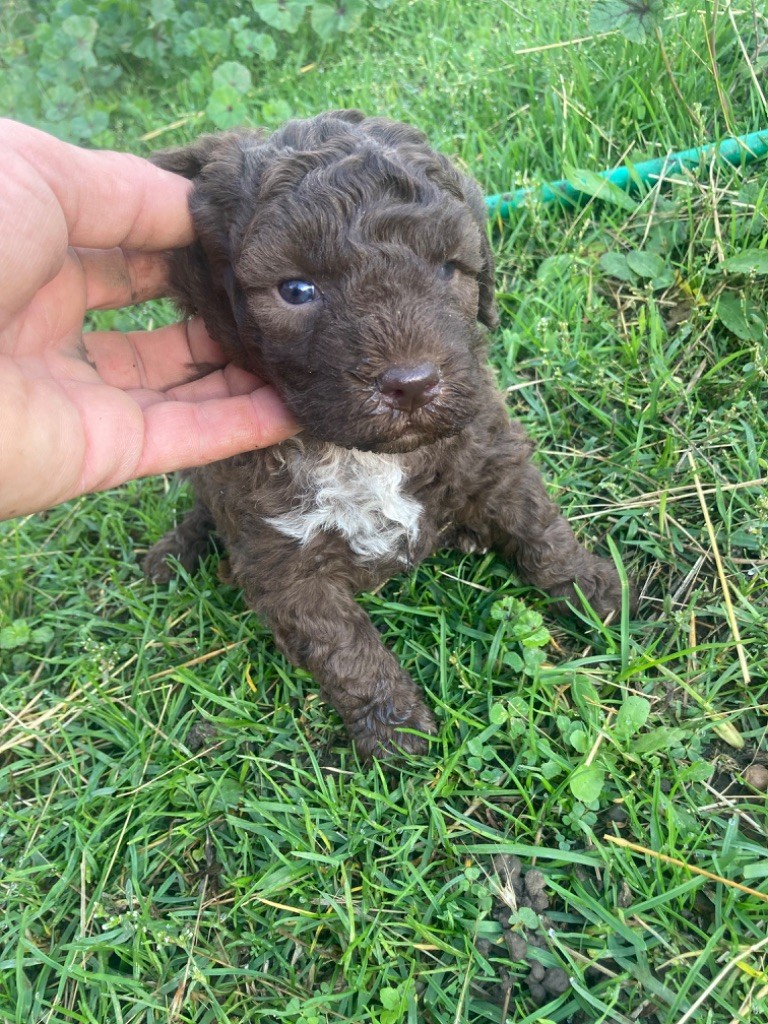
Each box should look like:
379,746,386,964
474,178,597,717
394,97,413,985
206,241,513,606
265,443,422,562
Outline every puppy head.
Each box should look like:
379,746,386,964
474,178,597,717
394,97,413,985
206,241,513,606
155,111,498,453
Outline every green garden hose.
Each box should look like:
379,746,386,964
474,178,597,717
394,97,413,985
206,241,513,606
485,129,768,219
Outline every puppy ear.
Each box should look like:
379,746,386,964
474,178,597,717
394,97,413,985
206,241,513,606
476,227,499,331
461,179,499,331
151,135,223,178
152,132,265,360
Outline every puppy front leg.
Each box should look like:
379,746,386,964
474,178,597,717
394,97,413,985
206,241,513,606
235,573,436,759
143,498,216,583
474,455,636,620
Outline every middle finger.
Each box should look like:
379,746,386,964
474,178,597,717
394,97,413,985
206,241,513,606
76,246,171,310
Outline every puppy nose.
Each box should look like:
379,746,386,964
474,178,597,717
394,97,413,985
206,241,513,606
378,362,440,413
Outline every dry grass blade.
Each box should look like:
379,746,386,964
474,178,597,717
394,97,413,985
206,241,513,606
687,450,752,686
604,835,768,903
146,640,247,681
674,936,768,1024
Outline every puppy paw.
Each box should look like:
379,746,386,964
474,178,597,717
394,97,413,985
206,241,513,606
143,542,177,584
143,531,200,583
348,685,437,762
551,556,637,621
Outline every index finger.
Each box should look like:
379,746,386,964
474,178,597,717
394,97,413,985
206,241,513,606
0,119,195,252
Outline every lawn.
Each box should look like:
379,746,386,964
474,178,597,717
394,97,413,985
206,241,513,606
1,1,767,1021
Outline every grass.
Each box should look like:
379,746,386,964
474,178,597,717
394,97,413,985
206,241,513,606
1,0,767,1021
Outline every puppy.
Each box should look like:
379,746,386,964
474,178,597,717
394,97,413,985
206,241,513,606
145,110,634,759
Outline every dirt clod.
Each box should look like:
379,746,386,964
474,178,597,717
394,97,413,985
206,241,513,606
186,720,219,753
744,764,768,792
524,869,546,895
484,855,571,1006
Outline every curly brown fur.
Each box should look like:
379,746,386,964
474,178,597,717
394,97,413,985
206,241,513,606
145,110,635,760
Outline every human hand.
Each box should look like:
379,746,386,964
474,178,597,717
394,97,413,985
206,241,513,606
0,119,298,521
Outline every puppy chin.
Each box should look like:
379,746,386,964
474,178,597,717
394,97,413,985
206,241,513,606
285,393,478,453
352,435,429,455
333,421,470,455
299,428,424,455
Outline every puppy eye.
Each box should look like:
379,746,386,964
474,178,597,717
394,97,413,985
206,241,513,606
278,279,318,305
438,260,457,280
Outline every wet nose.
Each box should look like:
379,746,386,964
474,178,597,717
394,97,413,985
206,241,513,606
378,362,441,413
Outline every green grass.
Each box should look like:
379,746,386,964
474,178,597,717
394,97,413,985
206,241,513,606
2,1,768,1021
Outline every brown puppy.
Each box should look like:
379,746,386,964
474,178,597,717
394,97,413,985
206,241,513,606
145,110,634,759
